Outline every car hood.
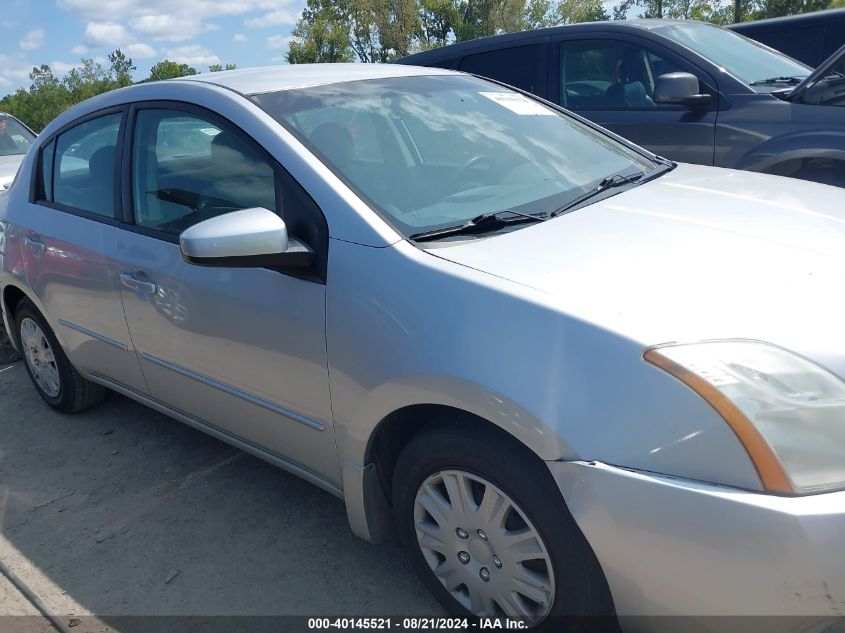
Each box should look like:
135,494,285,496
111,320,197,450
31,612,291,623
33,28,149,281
431,163,845,375
0,154,24,190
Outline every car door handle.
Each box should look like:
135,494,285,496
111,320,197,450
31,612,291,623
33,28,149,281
120,272,157,295
24,235,46,256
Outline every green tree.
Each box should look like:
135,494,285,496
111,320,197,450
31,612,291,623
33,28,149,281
831,0,845,7
0,49,142,131
147,60,198,81
751,0,829,16
418,0,460,48
555,0,609,23
287,0,355,63
108,49,136,87
209,63,238,72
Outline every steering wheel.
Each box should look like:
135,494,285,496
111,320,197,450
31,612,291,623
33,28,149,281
453,154,495,191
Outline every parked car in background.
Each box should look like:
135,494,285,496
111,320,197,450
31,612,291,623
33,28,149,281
0,113,35,191
399,20,845,187
0,112,35,362
2,64,845,632
728,8,845,67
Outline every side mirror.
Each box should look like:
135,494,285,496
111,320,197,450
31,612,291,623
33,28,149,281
653,72,711,107
180,207,314,269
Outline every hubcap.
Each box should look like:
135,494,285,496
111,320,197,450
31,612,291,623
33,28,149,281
20,318,60,398
413,469,555,623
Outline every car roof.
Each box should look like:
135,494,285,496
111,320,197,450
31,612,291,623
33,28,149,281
397,19,718,64
175,63,459,95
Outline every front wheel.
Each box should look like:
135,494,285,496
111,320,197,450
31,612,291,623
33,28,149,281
393,426,617,631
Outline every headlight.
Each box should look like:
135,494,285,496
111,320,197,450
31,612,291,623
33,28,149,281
645,340,845,495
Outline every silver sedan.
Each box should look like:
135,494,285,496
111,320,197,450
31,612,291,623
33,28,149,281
1,64,844,631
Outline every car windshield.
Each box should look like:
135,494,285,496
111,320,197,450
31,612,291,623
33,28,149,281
0,115,35,157
652,22,811,89
252,74,657,237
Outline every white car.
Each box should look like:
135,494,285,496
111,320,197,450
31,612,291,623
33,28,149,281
1,65,844,632
0,112,35,190
0,112,35,361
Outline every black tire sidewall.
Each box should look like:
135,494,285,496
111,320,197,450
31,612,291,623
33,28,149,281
393,428,616,631
15,300,74,410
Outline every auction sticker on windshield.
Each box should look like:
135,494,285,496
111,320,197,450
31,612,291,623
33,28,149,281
479,92,555,115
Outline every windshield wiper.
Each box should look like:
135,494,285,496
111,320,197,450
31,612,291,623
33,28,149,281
410,209,547,242
750,76,806,86
550,171,645,219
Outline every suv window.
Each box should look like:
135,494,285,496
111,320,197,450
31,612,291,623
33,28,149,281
52,113,122,218
559,40,682,110
458,45,541,93
131,110,277,236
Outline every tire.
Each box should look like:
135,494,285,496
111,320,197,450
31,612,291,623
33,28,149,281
0,322,20,364
393,425,618,632
15,299,105,413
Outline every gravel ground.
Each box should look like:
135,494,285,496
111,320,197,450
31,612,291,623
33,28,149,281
0,359,441,632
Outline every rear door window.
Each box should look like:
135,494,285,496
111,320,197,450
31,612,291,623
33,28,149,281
458,45,542,94
52,113,122,218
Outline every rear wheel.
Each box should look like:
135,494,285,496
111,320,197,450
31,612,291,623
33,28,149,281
393,425,617,632
15,299,105,413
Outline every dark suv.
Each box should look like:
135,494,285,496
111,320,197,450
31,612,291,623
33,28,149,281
399,20,845,187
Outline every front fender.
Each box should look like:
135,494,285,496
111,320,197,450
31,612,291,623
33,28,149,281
329,239,762,489
735,129,845,175
328,239,767,540
339,373,575,468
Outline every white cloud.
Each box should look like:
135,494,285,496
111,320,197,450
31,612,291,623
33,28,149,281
0,57,34,88
266,34,292,49
71,45,88,55
125,42,157,58
51,61,82,75
57,0,305,24
246,9,298,28
165,44,220,66
19,29,45,51
55,0,308,62
129,14,202,42
85,21,129,46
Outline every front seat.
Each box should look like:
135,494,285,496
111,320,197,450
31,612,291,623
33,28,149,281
606,48,656,108
197,131,275,218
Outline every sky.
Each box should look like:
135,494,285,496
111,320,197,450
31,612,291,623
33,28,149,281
0,0,305,94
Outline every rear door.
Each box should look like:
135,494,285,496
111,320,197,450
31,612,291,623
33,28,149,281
551,34,719,165
19,108,148,392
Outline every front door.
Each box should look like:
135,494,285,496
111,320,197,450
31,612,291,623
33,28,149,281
111,103,338,486
552,35,718,165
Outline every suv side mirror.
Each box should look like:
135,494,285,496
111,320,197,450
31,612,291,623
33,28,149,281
654,72,711,107
180,207,314,269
